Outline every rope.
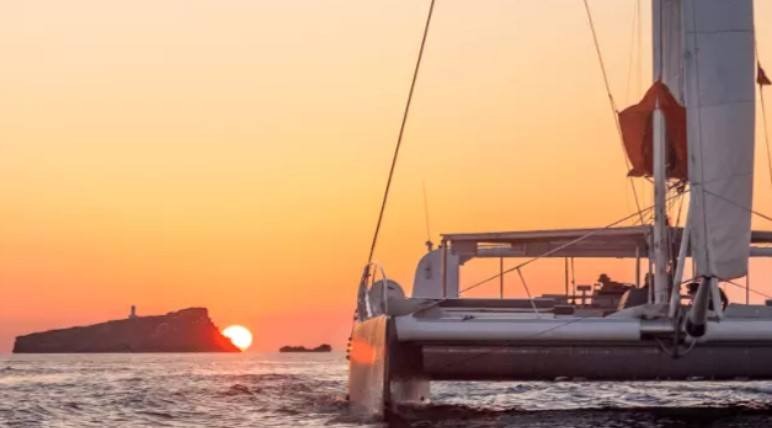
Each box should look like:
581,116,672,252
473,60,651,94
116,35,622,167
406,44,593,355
422,181,432,247
724,278,771,300
363,0,436,270
350,0,435,332
760,75,772,187
674,191,686,227
755,38,772,187
624,0,642,103
759,75,772,189
581,0,645,225
702,189,772,223
515,268,539,314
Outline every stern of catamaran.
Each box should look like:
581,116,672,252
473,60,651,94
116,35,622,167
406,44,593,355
347,226,772,417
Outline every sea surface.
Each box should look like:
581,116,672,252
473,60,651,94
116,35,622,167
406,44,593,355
3,352,772,427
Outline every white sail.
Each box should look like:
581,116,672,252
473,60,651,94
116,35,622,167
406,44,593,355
682,0,755,280
653,0,684,101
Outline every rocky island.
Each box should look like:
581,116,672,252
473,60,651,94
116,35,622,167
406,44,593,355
13,307,240,353
279,344,332,353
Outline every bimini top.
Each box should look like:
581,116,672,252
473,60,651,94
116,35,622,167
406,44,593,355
442,226,772,259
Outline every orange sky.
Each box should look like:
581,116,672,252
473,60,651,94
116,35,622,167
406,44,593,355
1,1,771,352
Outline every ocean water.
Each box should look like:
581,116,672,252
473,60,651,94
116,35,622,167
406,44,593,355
2,353,772,427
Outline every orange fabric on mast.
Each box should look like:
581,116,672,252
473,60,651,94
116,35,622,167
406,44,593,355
760,63,771,86
618,81,688,181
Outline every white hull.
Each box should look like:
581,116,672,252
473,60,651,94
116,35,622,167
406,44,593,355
348,301,772,416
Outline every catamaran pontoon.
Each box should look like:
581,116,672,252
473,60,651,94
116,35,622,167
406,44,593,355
348,0,772,417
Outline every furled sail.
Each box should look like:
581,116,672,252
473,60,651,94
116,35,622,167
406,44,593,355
619,81,687,180
682,0,756,280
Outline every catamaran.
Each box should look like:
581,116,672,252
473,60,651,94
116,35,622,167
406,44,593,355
348,0,772,417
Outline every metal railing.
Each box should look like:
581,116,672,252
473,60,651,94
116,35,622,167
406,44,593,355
356,262,391,321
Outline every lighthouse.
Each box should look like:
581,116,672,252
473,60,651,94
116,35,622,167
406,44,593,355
129,305,137,319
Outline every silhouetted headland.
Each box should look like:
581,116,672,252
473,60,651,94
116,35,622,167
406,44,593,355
13,307,239,353
279,344,332,353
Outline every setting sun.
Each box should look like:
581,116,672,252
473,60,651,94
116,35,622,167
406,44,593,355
222,325,253,351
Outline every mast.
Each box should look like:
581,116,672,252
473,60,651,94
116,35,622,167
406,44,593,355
651,0,681,305
653,0,685,314
652,102,669,304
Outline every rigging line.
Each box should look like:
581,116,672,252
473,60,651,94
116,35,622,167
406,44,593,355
666,187,684,225
459,192,686,295
724,278,771,300
674,191,686,227
635,0,642,95
422,181,432,245
760,79,772,187
656,0,664,81
515,268,539,314
755,32,772,187
364,0,436,268
702,189,772,223
624,0,642,103
581,0,645,225
624,1,636,101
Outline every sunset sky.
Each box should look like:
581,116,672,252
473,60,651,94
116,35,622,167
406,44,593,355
2,0,772,353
